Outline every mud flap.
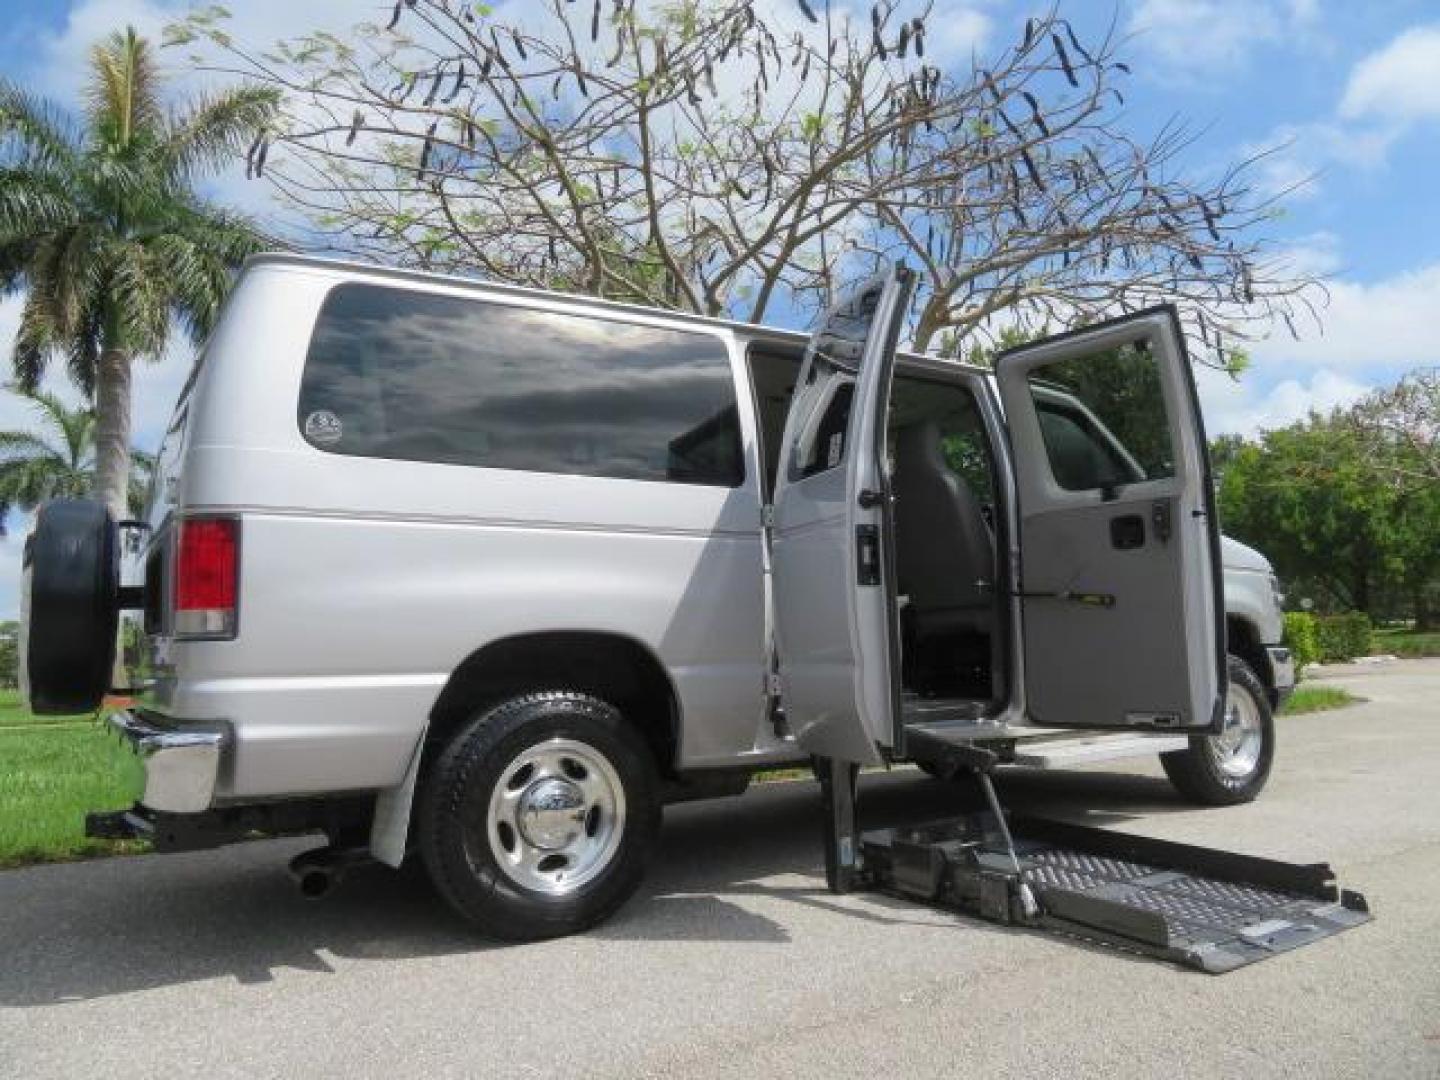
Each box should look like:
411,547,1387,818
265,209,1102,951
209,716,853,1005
860,815,1370,974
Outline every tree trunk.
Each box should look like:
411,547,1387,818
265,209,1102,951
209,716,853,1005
93,347,133,521
1415,580,1439,633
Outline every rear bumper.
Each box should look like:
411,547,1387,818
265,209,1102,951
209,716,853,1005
111,710,226,813
1266,645,1296,708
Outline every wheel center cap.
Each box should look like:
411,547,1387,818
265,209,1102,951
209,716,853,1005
517,778,586,850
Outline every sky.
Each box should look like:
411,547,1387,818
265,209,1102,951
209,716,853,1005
1,0,1438,618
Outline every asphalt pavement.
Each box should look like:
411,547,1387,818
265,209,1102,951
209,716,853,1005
2,659,1438,1079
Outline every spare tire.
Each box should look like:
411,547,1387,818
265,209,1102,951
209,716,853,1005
21,499,121,715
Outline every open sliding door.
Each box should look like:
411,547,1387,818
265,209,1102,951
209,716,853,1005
770,266,915,764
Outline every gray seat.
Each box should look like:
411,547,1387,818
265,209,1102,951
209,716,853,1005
892,421,995,636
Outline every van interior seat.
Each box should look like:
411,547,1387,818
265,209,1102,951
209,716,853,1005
892,420,996,639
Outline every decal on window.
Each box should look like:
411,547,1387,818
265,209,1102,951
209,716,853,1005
304,409,344,446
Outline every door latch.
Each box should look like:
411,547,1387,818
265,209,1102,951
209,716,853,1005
856,524,881,586
1151,499,1173,543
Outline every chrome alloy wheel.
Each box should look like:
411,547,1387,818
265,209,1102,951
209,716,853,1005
486,737,626,895
1208,679,1264,779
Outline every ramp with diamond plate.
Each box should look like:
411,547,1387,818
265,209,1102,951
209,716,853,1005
859,814,1370,974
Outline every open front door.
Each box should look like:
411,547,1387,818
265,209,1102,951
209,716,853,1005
995,306,1225,733
771,266,915,764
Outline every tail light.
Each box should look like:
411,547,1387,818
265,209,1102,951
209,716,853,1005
174,516,239,639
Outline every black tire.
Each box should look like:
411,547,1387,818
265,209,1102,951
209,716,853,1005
21,499,120,714
1162,656,1275,806
418,691,661,940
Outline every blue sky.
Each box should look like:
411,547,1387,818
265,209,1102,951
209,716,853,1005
1,0,1439,617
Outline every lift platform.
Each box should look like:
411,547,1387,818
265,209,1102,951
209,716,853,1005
814,740,1371,974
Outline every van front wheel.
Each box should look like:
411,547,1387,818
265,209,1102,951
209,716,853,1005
418,691,661,940
1161,656,1275,806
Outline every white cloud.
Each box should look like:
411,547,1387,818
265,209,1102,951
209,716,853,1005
921,7,991,65
1229,22,1440,204
1340,24,1440,123
1250,261,1440,370
1197,364,1371,437
1195,249,1440,434
1240,120,1397,201
1127,0,1319,75
1264,231,1343,278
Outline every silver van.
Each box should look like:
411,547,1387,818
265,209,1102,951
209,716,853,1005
21,256,1294,939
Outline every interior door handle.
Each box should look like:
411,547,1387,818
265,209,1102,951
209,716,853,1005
1110,514,1146,550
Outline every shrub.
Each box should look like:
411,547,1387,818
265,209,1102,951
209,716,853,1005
1315,612,1373,663
1283,612,1320,669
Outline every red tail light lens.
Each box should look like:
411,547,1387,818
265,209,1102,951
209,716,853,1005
174,517,238,638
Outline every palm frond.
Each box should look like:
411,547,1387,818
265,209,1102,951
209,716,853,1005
0,430,60,458
108,240,170,355
0,386,128,515
86,27,163,151
65,307,102,397
11,292,62,390
161,84,279,185
0,166,80,242
0,80,80,170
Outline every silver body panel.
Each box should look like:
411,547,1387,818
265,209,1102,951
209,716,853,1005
134,255,1286,816
140,258,790,802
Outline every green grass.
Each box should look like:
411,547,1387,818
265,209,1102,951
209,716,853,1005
1372,627,1440,658
0,697,145,868
1280,685,1361,715
0,688,102,730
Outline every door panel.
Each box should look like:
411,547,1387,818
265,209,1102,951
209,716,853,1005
995,306,1224,732
771,266,914,763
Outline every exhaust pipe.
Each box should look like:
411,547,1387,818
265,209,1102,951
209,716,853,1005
288,845,374,900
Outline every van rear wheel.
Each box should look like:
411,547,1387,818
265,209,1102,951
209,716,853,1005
1161,656,1275,806
418,691,660,940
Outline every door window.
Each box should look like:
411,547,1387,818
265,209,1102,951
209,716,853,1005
1026,339,1175,492
793,383,855,479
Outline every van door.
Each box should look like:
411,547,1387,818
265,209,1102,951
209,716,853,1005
994,306,1225,732
771,266,915,764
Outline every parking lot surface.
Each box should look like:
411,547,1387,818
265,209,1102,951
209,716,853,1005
2,660,1438,1079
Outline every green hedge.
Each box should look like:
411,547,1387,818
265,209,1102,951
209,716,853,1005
1283,612,1320,669
1315,612,1373,663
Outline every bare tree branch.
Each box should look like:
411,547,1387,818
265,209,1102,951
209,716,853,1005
171,0,1318,363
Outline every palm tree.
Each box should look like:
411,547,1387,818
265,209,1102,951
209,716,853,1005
0,385,153,525
0,27,277,519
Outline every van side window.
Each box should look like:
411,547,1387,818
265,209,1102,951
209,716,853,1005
298,284,744,487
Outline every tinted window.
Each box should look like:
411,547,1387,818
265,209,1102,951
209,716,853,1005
298,284,744,486
1026,339,1174,492
795,384,855,479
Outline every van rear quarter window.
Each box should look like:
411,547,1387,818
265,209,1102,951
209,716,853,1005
297,283,744,486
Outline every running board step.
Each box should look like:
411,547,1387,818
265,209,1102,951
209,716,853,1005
1009,732,1190,769
860,815,1370,974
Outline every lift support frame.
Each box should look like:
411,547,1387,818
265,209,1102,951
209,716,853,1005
814,736,1371,974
